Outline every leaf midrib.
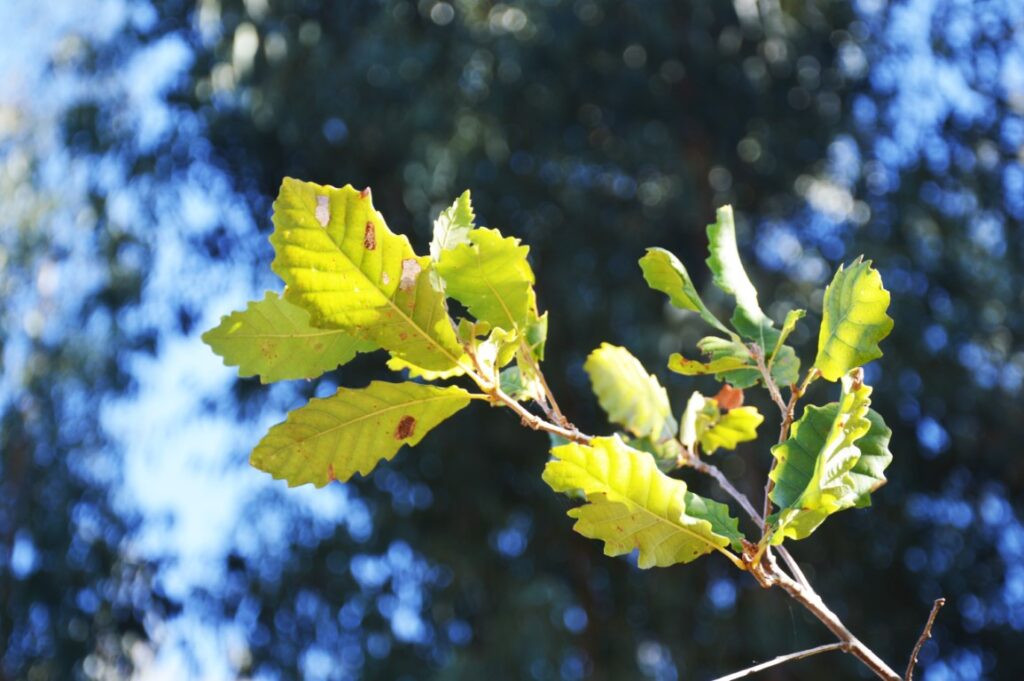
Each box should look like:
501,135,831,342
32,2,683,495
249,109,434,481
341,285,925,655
282,221,464,369
571,465,728,558
264,389,467,455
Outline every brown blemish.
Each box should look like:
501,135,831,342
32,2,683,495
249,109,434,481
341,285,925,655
326,463,336,482
399,258,421,291
315,195,330,227
394,415,416,440
363,221,376,250
359,187,371,199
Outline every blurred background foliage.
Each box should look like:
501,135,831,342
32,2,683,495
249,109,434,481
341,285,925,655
2,0,1023,679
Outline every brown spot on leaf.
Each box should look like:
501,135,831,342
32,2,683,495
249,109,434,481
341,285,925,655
713,384,744,410
395,415,416,440
363,221,376,250
399,258,421,291
360,187,371,199
326,463,336,483
315,195,330,227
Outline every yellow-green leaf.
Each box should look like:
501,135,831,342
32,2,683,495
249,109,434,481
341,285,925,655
669,336,799,389
202,291,374,383
814,257,893,381
668,351,751,381
543,436,743,568
706,206,780,348
679,392,763,454
639,247,733,337
269,178,464,371
584,343,676,441
436,228,536,332
252,381,472,488
385,356,467,381
768,371,884,543
700,406,764,454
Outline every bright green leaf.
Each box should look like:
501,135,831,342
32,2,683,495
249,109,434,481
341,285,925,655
814,257,894,381
202,291,374,383
768,372,884,543
430,190,475,261
639,247,733,337
436,228,536,331
584,343,677,441
251,381,472,487
543,436,744,567
706,206,779,348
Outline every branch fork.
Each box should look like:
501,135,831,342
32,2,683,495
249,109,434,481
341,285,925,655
469,340,933,681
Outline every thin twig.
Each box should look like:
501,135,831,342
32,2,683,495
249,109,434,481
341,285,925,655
682,452,762,524
770,565,902,680
761,386,801,530
751,343,787,413
758,365,818,535
519,339,569,426
905,598,946,681
490,385,592,445
477,343,897,679
712,642,848,681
